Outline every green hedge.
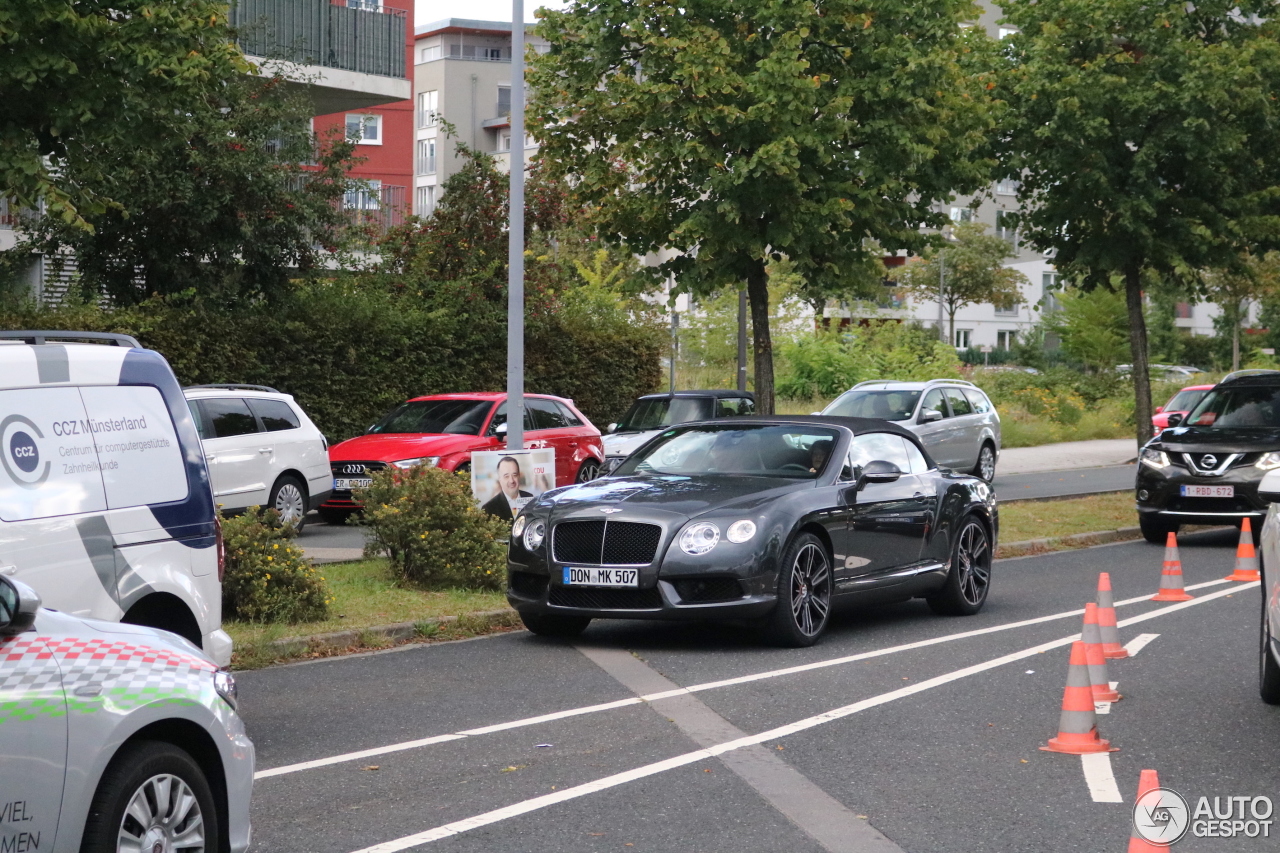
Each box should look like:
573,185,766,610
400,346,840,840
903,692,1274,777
0,282,663,440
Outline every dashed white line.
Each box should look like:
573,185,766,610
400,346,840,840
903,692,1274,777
1123,633,1160,657
345,583,1254,852
1081,753,1124,803
254,578,1236,781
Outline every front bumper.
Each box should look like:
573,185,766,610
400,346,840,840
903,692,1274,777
1135,456,1269,526
507,566,777,621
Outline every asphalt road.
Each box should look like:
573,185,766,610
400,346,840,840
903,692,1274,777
238,528,1280,853
993,464,1136,502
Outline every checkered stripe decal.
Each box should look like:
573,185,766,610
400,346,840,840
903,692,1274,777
1,635,217,723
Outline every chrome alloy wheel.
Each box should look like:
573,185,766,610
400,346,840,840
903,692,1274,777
273,482,306,526
576,459,601,483
789,542,832,637
117,773,206,853
977,445,996,481
955,520,991,606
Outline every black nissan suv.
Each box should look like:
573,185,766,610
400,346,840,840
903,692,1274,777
1136,371,1280,543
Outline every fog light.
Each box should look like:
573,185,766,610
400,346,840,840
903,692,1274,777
1138,489,1149,501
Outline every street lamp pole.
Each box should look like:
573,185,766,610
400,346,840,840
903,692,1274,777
506,0,525,450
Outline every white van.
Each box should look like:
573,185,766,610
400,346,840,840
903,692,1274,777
0,331,231,665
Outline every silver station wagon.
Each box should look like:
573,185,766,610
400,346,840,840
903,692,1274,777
821,379,1001,480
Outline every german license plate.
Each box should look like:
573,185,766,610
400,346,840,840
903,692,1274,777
562,567,639,587
335,478,373,490
1180,485,1234,498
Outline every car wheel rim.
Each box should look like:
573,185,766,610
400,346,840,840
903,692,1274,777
274,484,305,525
956,521,991,606
577,461,600,483
790,543,831,637
979,447,995,480
117,773,205,853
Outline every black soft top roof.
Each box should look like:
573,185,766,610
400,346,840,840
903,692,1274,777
637,389,755,400
690,413,932,460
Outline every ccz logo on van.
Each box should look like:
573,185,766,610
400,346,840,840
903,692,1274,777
1,415,50,488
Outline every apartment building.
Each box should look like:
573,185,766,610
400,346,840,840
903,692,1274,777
410,19,549,217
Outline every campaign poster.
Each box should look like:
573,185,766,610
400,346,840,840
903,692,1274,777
471,448,555,522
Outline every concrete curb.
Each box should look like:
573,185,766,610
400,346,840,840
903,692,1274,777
266,607,521,652
996,527,1143,559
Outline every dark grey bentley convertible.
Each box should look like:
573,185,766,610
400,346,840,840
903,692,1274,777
506,416,997,646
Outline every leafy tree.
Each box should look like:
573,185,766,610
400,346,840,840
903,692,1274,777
1199,252,1280,371
1043,286,1131,372
0,0,247,228
999,0,1280,442
890,223,1028,345
528,0,996,413
10,75,357,306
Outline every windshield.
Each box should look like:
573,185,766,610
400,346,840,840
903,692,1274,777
824,389,921,421
368,399,494,435
1184,386,1280,429
616,396,715,431
616,424,841,479
1165,390,1207,413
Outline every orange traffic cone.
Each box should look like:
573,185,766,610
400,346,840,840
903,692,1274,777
1227,519,1261,582
1129,769,1184,851
1152,532,1194,602
1040,641,1116,754
1082,603,1121,702
1096,573,1129,659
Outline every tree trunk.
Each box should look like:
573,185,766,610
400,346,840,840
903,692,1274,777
947,305,958,349
1232,300,1241,371
746,258,775,415
1123,265,1154,444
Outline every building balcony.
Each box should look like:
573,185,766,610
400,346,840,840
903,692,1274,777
231,0,411,114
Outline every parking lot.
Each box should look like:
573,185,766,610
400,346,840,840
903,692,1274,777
237,528,1279,853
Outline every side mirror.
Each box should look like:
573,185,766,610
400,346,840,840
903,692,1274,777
0,577,40,636
1166,413,1184,427
493,422,508,437
857,459,902,491
919,408,944,424
1155,406,1164,414
607,423,617,434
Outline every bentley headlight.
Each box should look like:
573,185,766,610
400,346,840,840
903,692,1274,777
680,522,720,555
523,519,547,551
512,514,528,538
726,520,757,544
1140,448,1171,470
1258,452,1280,471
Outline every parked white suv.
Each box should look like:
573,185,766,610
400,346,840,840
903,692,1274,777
184,385,332,530
0,330,232,665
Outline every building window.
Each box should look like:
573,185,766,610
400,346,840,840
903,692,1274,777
996,179,1019,196
949,207,974,223
345,113,381,145
415,185,436,217
416,139,436,175
1042,271,1059,291
420,45,442,63
998,27,1018,39
994,302,1019,317
954,329,972,349
345,180,382,211
483,47,505,60
997,330,1017,349
416,91,438,128
1176,301,1194,319
497,85,511,116
995,209,1017,242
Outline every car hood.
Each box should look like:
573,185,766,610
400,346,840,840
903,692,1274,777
1155,426,1280,453
601,430,661,456
539,474,809,520
330,432,486,462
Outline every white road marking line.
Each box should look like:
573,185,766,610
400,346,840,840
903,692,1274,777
1123,633,1160,656
255,578,1238,781
345,584,1252,852
1094,702,1111,715
1081,753,1124,803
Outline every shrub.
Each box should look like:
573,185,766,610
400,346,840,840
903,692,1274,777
359,466,510,590
776,322,962,400
221,509,332,623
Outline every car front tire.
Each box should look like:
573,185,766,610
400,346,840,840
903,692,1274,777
576,459,602,483
269,474,308,532
762,532,833,647
1139,513,1177,545
927,515,992,616
520,612,591,638
81,740,220,853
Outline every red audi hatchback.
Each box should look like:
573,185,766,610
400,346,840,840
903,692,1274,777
320,393,605,523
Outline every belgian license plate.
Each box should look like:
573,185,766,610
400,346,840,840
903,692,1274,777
1181,485,1234,498
563,567,639,587
336,478,373,490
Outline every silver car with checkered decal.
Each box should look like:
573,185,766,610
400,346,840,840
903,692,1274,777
0,575,253,853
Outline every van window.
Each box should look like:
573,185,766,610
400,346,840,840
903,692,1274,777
248,398,301,432
0,387,108,521
79,385,189,508
202,398,260,438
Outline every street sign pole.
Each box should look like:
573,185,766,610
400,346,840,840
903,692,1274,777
506,0,525,450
